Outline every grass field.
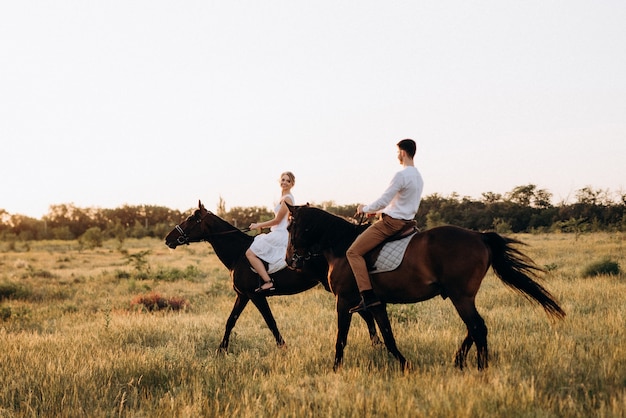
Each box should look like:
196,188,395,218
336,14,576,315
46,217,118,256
0,232,625,417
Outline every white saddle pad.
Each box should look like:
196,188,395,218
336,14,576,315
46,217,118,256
370,233,415,274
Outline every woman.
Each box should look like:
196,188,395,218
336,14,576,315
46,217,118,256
246,171,296,292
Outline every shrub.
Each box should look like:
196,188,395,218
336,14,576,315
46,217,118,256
154,265,204,282
165,296,189,311
79,227,104,249
493,218,512,234
25,267,57,279
544,263,559,272
123,250,151,277
0,306,11,321
582,258,621,277
130,292,189,312
115,270,132,279
0,282,31,300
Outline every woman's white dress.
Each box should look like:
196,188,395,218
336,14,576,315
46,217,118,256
248,193,294,274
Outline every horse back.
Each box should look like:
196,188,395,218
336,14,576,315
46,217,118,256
372,225,491,302
413,225,490,275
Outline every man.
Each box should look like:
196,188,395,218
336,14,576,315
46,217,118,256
346,138,424,313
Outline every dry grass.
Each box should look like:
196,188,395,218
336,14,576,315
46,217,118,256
0,233,625,417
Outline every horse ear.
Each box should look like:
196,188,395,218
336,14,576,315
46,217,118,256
198,200,205,210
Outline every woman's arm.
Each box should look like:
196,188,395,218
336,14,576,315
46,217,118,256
249,195,293,230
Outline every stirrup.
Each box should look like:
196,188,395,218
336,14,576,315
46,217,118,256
349,296,381,313
255,278,275,293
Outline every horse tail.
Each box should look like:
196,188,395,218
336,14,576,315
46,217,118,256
483,232,566,320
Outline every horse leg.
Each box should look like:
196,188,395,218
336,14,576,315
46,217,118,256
454,333,474,370
369,305,408,371
333,303,386,371
250,295,286,348
334,307,353,371
218,294,250,353
451,297,488,370
357,310,382,346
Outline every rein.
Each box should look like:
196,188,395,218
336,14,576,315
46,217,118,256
174,212,250,245
355,211,377,227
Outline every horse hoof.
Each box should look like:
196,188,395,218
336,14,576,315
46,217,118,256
454,354,466,369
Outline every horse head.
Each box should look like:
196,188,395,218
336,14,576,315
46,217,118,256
286,203,325,270
165,200,209,249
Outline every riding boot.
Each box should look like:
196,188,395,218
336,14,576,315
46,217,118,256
349,289,381,313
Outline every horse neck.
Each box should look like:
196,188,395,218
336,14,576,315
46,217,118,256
318,211,360,256
203,215,253,270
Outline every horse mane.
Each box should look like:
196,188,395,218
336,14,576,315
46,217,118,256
197,209,243,232
195,209,254,269
304,207,365,255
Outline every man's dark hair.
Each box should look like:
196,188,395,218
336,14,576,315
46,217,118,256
397,139,416,158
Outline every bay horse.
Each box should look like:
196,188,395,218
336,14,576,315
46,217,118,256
164,201,381,353
286,204,566,371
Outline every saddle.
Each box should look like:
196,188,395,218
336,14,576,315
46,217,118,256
388,220,418,241
365,221,419,273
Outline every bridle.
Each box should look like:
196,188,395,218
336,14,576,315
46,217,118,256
287,224,323,267
174,211,250,246
174,224,193,245
289,247,321,266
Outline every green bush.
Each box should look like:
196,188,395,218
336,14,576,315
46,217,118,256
582,258,621,277
0,306,11,321
79,227,104,249
115,269,132,279
154,265,205,282
0,282,31,300
123,250,151,275
24,267,57,279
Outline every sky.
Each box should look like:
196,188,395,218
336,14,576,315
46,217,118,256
1,1,625,219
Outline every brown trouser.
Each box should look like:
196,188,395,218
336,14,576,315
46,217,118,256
346,214,410,292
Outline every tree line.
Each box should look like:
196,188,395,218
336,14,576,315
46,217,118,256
1,185,624,244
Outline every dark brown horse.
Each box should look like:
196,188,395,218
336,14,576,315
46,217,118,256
286,204,565,371
164,201,381,352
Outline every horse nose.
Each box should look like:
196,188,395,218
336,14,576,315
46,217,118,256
165,237,177,249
